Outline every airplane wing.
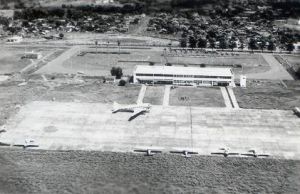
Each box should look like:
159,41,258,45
228,153,239,156
151,150,162,153
211,152,225,155
132,108,147,117
258,154,270,157
134,149,147,153
170,151,184,154
241,153,255,157
26,145,39,148
13,144,26,148
188,151,198,154
0,142,10,146
129,108,147,121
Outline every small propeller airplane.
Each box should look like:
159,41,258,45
241,150,270,158
13,139,39,149
170,150,198,158
211,147,239,157
134,149,162,156
112,102,151,121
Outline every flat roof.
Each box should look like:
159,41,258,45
134,65,233,77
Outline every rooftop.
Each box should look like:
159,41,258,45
134,65,233,77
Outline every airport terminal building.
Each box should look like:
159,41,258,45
133,65,235,86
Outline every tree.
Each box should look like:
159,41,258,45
180,38,187,48
219,38,228,51
239,40,245,50
189,36,197,49
258,39,266,52
267,41,276,52
111,67,123,79
286,42,295,53
248,38,257,52
118,79,126,86
59,33,64,39
229,40,237,52
209,38,216,50
197,37,207,48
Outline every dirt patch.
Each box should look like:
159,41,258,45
234,80,300,110
0,148,299,194
143,86,164,105
169,87,225,107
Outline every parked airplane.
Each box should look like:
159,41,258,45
211,147,239,157
112,102,151,121
134,149,162,156
241,150,270,158
13,139,39,149
170,150,198,158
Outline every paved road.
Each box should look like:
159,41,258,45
137,85,147,104
36,46,81,74
247,54,293,80
220,87,232,108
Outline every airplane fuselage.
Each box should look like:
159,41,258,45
112,103,151,113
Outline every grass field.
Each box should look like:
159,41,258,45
38,45,272,77
283,55,300,70
169,87,225,107
40,82,141,104
167,54,270,75
0,47,31,74
0,77,140,126
58,48,163,76
0,46,58,74
143,86,165,105
0,149,299,194
234,80,300,110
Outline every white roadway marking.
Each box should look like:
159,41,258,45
163,85,171,106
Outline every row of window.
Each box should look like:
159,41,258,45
135,73,231,79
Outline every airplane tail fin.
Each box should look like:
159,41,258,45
112,101,120,113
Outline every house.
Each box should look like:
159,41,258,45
21,52,42,59
6,36,22,43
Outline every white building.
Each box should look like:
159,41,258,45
21,52,42,59
6,36,22,43
294,42,300,53
133,65,235,87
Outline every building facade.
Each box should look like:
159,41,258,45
133,65,235,87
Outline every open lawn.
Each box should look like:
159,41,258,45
167,54,270,76
283,55,300,70
0,46,58,74
0,47,31,74
0,77,140,126
40,82,141,104
143,86,164,105
0,149,299,194
59,47,163,76
169,87,225,107
234,80,300,110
